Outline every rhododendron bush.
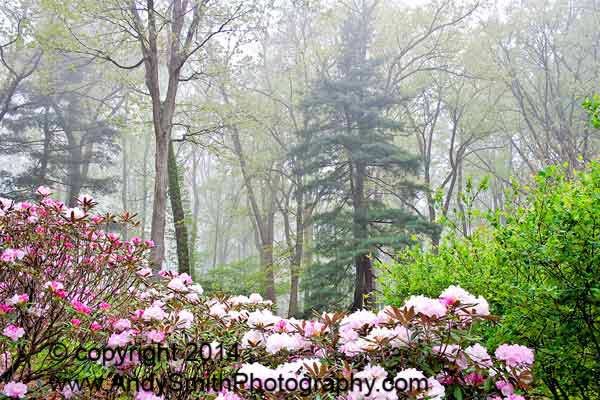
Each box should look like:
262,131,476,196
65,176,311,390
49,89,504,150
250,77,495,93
0,191,535,399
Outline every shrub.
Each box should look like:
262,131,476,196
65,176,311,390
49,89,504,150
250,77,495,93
0,189,535,399
380,163,600,399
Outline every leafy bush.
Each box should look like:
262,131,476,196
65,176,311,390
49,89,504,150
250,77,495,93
0,190,535,399
380,163,600,399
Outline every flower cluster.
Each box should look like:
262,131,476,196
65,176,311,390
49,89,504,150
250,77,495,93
0,190,535,399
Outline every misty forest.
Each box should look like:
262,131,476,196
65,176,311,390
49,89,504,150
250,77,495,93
0,0,599,399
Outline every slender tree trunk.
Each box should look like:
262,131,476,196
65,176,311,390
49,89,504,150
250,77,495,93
212,213,220,269
141,132,151,239
229,120,276,303
67,139,83,207
263,183,276,303
302,207,313,315
456,160,468,237
121,134,129,238
167,140,190,275
150,126,169,269
288,175,304,317
190,151,201,277
37,107,51,189
351,162,373,310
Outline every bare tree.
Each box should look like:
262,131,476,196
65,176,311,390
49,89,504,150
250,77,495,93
47,0,260,270
0,5,42,124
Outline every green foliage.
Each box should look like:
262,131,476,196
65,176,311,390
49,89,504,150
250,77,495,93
380,163,600,399
583,95,600,129
197,257,265,297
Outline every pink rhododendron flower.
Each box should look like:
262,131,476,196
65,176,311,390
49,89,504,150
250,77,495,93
340,338,370,356
70,319,81,327
238,362,277,387
178,273,193,285
265,333,304,354
36,186,52,196
185,293,200,303
426,378,446,400
2,381,27,398
167,276,188,292
230,295,250,305
391,325,412,348
71,300,91,315
7,294,28,305
1,248,26,263
241,330,266,348
64,207,85,219
209,303,227,318
394,368,428,392
113,318,132,332
340,309,379,331
107,232,119,242
77,194,94,204
439,285,490,316
136,267,152,277
177,310,194,329
3,324,25,341
190,283,204,295
495,344,534,367
247,309,281,328
99,301,111,311
496,380,515,396
365,326,396,342
135,389,163,400
403,295,447,318
108,331,134,347
302,320,327,337
272,319,289,333
44,280,63,291
142,304,167,321
215,389,243,400
465,343,493,368
15,202,32,210
464,372,485,386
0,304,13,314
249,293,263,303
90,321,102,331
439,285,474,305
145,330,165,343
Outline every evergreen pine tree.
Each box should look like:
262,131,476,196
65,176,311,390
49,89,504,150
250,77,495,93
297,0,438,311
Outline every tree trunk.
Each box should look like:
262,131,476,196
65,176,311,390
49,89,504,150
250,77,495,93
37,107,51,190
150,126,169,270
212,213,220,269
121,133,129,238
263,182,276,303
228,115,276,303
167,140,190,275
351,162,373,310
288,175,304,318
302,208,313,315
190,151,201,278
141,131,151,239
67,140,83,207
